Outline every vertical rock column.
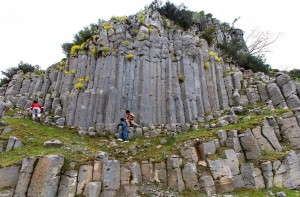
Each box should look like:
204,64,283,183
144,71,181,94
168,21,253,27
27,155,64,197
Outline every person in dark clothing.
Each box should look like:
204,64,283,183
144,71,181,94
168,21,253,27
116,118,129,142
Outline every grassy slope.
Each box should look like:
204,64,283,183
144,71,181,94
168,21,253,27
0,106,299,195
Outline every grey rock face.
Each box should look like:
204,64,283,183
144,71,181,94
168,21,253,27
154,162,167,184
281,117,300,149
27,155,64,197
221,149,240,175
182,163,200,190
14,157,37,197
102,160,121,192
207,159,232,180
0,165,20,189
44,140,63,148
240,131,260,160
76,165,93,195
199,176,216,196
167,157,185,192
57,171,78,197
180,147,199,162
241,163,265,189
267,83,287,107
199,141,216,159
83,182,101,197
262,161,273,189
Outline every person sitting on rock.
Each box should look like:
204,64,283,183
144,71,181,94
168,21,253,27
126,110,139,127
30,100,43,121
116,118,129,142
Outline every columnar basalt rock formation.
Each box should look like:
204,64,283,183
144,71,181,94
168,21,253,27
1,8,300,197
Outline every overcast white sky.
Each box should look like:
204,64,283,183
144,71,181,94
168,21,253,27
0,0,299,74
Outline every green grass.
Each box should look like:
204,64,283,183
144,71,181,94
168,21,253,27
259,150,289,163
0,118,108,168
0,104,295,168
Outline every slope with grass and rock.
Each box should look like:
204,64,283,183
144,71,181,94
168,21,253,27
1,4,300,197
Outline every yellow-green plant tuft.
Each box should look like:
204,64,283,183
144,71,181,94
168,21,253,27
70,45,80,56
204,61,210,70
103,22,114,30
215,56,221,62
85,77,90,82
123,40,130,46
101,47,112,57
92,46,97,57
178,73,185,83
148,25,156,31
209,51,216,57
126,54,134,60
75,82,83,90
138,34,149,41
80,42,86,50
138,14,145,24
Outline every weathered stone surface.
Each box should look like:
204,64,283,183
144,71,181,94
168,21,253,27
262,161,273,189
261,123,282,151
226,137,242,153
199,141,216,159
182,163,200,190
27,155,64,197
180,147,198,162
282,151,300,189
0,165,20,189
286,94,300,109
267,83,287,107
57,171,78,197
221,149,240,176
130,162,142,184
44,140,63,148
216,130,227,146
83,182,101,197
14,157,37,197
141,160,153,182
241,163,265,189
233,174,245,188
207,159,232,180
153,162,167,184
102,160,121,191
257,83,269,102
281,81,297,98
76,165,93,195
281,117,300,149
240,131,260,160
199,176,216,196
215,177,234,193
276,73,290,87
167,157,185,192
252,127,274,151
232,89,240,106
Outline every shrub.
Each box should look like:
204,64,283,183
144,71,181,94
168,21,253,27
200,25,216,46
85,77,90,82
70,69,76,74
92,35,98,43
127,54,134,60
70,45,80,56
91,46,97,57
75,82,83,90
0,61,36,86
80,42,86,50
289,69,300,80
61,42,73,56
178,73,185,83
204,61,210,70
156,1,193,30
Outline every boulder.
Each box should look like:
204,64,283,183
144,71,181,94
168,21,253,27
0,165,20,189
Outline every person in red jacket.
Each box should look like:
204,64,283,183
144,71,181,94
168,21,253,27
30,100,43,121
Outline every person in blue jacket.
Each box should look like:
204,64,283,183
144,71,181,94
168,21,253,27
116,118,129,142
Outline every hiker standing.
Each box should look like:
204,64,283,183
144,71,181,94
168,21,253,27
30,100,43,121
126,110,139,127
